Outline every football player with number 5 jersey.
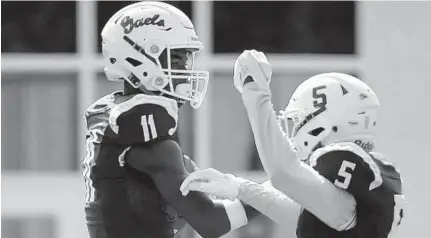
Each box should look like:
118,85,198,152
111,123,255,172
82,2,257,238
181,50,406,238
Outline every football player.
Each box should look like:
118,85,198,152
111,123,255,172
181,50,406,238
82,2,254,238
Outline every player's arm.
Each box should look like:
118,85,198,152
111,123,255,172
238,179,301,226
241,82,357,231
126,140,248,238
182,169,301,226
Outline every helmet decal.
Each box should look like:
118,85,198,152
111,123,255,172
120,14,172,34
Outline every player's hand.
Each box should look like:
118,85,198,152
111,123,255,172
233,49,272,94
180,168,240,201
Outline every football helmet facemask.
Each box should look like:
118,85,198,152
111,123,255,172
101,1,209,109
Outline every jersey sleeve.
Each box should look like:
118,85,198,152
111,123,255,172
107,94,179,145
310,142,383,199
236,179,301,226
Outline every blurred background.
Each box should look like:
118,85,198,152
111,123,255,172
2,1,431,238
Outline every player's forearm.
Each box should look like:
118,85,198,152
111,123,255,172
178,191,247,237
155,172,247,238
236,179,300,226
270,160,357,231
241,83,295,177
127,141,248,237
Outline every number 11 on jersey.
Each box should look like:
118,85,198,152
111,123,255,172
141,114,158,142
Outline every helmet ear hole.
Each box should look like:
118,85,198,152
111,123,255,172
125,57,143,67
309,127,325,137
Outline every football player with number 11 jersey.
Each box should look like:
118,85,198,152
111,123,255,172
82,2,260,238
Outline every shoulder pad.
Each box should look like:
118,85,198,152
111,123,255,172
370,151,403,182
310,142,383,190
84,91,120,118
108,94,178,135
369,151,396,169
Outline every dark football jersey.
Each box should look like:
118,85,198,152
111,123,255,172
82,91,185,238
296,142,405,238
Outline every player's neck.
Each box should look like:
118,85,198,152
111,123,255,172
123,81,142,95
121,81,184,108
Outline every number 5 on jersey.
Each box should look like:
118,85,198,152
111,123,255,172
141,114,158,142
335,160,356,189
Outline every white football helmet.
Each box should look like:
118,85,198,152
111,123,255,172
279,73,380,161
101,1,209,108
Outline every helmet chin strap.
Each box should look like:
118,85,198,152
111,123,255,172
162,83,190,104
174,83,191,98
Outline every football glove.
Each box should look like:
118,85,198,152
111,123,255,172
180,168,242,201
233,49,272,94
